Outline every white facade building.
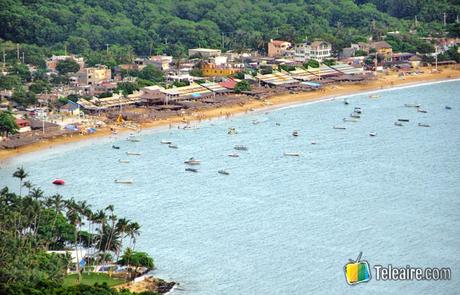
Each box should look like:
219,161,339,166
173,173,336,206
294,40,332,62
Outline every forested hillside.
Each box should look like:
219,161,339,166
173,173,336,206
1,0,459,59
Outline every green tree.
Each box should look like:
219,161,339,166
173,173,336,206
119,249,154,269
29,80,51,94
0,110,19,138
138,65,164,83
56,60,80,74
0,75,22,90
234,80,251,93
12,166,28,196
304,60,320,68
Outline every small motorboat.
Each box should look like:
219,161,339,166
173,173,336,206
161,140,172,144
275,123,281,126
114,179,133,184
418,123,431,127
344,99,350,105
404,103,420,108
350,113,361,118
127,138,141,142
394,122,403,126
369,94,380,99
252,120,260,125
417,108,428,113
333,126,346,130
118,159,130,163
284,152,300,157
228,153,239,158
228,128,238,135
234,145,248,151
218,170,230,175
310,141,317,145
168,144,178,149
292,130,299,137
369,132,377,137
52,179,65,185
185,168,198,173
184,157,201,165
354,107,362,114
126,152,141,156
343,118,358,122
445,106,452,110
112,145,120,149
398,119,410,122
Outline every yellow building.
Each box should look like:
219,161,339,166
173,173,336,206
202,63,242,77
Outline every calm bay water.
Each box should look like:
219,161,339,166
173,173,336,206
1,80,460,294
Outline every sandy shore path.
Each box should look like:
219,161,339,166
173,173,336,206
1,66,459,161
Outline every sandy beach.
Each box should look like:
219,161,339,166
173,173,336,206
1,66,459,161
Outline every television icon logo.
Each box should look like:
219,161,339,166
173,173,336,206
344,252,371,285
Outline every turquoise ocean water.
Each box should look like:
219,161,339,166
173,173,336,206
1,80,459,294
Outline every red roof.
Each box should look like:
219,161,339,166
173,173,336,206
219,79,237,89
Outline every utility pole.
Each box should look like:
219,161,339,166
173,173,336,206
443,13,447,26
64,44,67,56
435,46,438,71
164,38,168,45
456,15,459,23
22,52,25,64
415,16,418,28
2,49,5,70
221,32,225,50
16,44,20,62
106,44,109,55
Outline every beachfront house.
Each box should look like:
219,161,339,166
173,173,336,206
268,40,292,58
294,40,332,62
358,41,393,60
76,65,112,86
202,63,243,77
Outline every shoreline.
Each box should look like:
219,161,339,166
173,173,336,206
1,67,459,162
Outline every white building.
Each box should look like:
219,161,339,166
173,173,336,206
294,40,332,62
188,48,222,58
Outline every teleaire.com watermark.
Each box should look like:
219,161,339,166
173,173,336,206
344,252,452,286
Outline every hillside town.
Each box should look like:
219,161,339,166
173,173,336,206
1,34,459,149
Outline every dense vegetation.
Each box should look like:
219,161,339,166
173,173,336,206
0,169,156,294
1,0,459,63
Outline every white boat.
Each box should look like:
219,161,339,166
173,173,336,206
127,138,141,142
417,108,428,113
126,152,141,156
333,126,346,130
234,145,248,151
228,153,239,158
118,159,130,163
369,94,380,99
292,130,299,137
343,118,359,122
284,152,300,157
354,107,362,114
418,123,431,127
114,179,133,184
218,170,230,175
369,132,377,137
350,112,361,118
394,122,403,126
161,140,172,144
168,144,178,149
404,103,420,108
184,158,201,165
310,141,317,145
228,128,238,135
252,120,260,125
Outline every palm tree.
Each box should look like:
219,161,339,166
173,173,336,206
115,218,130,262
12,167,28,196
126,221,140,251
29,187,44,236
23,181,34,195
66,199,82,282
92,209,106,269
47,194,64,250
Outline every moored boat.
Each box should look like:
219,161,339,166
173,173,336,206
369,132,377,137
228,153,239,158
284,152,300,156
228,128,238,135
160,140,172,144
234,145,248,151
369,94,380,99
394,122,403,126
445,106,452,110
114,179,133,184
354,107,362,114
343,118,359,122
52,179,65,185
344,99,350,105
218,170,230,175
112,145,120,149
417,108,428,113
333,126,346,130
350,112,361,118
404,103,420,108
185,168,198,173
126,152,141,156
184,157,201,165
398,118,410,122
127,138,141,142
418,123,431,127
168,144,178,149
292,130,299,137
